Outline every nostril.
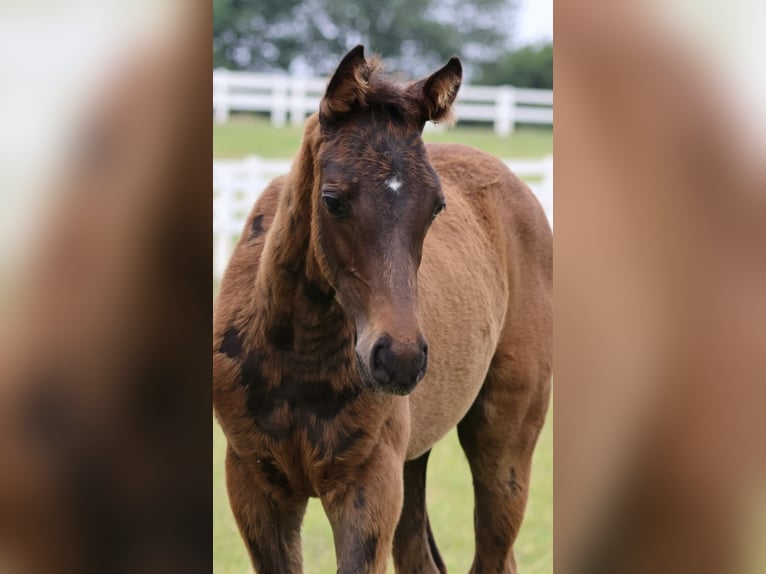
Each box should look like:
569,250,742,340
418,336,429,367
417,342,429,381
372,342,384,370
371,335,392,383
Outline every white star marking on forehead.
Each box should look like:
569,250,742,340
386,176,402,193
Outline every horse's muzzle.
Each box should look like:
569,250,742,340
365,333,428,395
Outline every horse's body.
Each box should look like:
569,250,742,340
213,47,551,574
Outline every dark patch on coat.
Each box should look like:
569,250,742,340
251,413,292,441
289,333,351,371
250,214,265,238
302,279,336,307
362,533,379,565
279,254,306,280
346,532,379,569
302,417,326,452
266,322,294,352
509,467,522,497
334,428,367,457
240,354,292,440
219,326,243,358
354,487,366,510
240,353,267,389
280,377,360,419
259,458,291,493
243,372,362,439
288,213,303,230
244,374,277,421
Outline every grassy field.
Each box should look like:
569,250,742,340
213,117,552,573
214,115,552,159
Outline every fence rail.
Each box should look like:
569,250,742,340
213,70,552,136
213,156,552,279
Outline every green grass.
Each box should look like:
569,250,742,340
213,403,552,573
214,115,552,159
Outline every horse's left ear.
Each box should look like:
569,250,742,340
409,57,462,124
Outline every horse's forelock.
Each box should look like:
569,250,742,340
321,55,423,128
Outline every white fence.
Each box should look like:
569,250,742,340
213,156,553,279
213,70,552,137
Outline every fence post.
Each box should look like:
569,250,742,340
213,163,237,280
213,178,230,279
543,154,553,189
213,69,230,124
495,86,516,137
543,154,553,225
272,76,288,127
290,78,306,127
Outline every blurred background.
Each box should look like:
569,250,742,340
212,0,553,573
213,0,552,81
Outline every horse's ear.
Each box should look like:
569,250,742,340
320,45,370,118
410,57,462,124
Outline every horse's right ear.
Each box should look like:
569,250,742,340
320,45,369,119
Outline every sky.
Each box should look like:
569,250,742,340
515,0,553,45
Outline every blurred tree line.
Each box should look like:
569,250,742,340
474,43,552,89
214,0,552,89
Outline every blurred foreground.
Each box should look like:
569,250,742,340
0,2,211,572
555,1,766,573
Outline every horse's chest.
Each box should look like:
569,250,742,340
246,375,360,442
242,375,382,490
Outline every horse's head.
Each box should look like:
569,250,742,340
311,46,461,395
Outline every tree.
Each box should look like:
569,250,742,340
213,0,518,78
474,42,552,89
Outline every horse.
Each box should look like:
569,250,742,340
213,45,552,574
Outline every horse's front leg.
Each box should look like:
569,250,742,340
225,447,307,573
321,444,405,574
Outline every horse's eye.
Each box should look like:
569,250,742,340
432,201,446,221
322,193,348,217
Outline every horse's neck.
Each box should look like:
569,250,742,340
256,134,318,309
251,122,356,368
